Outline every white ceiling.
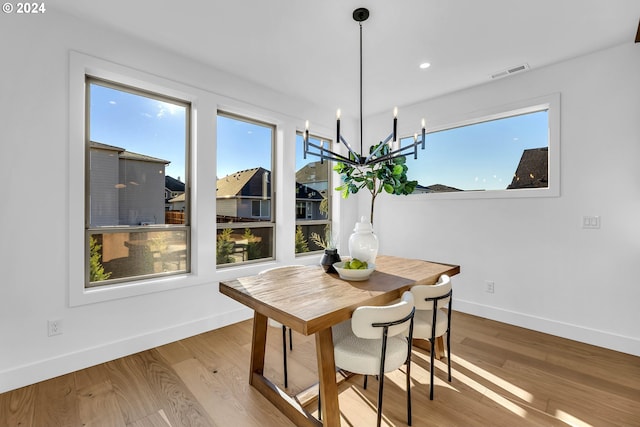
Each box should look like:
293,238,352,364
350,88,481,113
54,0,639,116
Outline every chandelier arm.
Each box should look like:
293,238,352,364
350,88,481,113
306,150,361,166
305,141,360,165
373,140,426,163
363,132,395,163
339,135,363,161
380,133,394,145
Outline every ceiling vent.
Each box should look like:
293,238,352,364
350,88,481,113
491,63,530,80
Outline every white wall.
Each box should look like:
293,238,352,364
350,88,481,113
366,43,640,356
0,10,354,393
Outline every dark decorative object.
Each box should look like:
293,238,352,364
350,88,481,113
303,7,426,167
320,248,341,273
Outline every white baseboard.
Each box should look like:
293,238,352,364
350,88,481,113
4,302,637,394
454,299,640,357
0,308,253,394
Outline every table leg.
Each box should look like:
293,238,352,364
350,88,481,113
249,311,268,383
249,312,322,427
412,337,445,360
316,328,340,427
435,336,445,359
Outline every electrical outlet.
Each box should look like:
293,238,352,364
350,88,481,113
485,281,495,293
48,319,63,336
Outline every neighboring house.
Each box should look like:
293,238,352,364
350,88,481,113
216,167,272,221
90,141,169,226
296,161,328,193
295,181,326,220
165,175,185,210
216,167,326,222
413,183,463,194
295,161,328,220
507,147,549,189
168,193,186,212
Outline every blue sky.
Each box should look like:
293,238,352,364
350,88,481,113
89,83,188,181
91,82,548,191
216,115,273,178
404,110,548,190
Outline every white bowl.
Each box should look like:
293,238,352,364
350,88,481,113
333,261,376,281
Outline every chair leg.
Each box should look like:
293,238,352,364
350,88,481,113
281,325,288,388
363,374,368,389
446,332,452,382
429,338,435,400
289,327,293,351
406,357,412,426
376,371,385,427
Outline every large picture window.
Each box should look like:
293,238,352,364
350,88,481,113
403,94,559,198
216,112,275,266
86,78,190,287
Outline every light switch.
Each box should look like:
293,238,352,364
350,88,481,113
582,215,600,229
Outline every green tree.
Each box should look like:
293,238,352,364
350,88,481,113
216,228,235,264
334,142,417,225
89,236,112,282
243,228,263,260
295,225,310,253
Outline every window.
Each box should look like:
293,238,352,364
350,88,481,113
403,94,559,198
216,112,275,266
295,132,332,254
251,200,270,218
86,78,190,287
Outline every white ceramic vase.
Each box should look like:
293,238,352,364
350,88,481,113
348,216,379,264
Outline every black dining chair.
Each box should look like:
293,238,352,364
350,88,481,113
410,274,453,400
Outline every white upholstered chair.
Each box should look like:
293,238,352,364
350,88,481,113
332,291,415,427
259,265,303,389
410,274,453,400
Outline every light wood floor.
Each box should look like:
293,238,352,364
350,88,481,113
2,311,639,426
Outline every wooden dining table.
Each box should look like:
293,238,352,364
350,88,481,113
219,255,460,427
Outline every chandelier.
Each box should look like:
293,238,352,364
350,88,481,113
304,7,426,167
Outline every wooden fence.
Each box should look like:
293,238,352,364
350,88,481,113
165,211,185,224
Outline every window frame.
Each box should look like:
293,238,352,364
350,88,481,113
67,52,339,306
294,131,333,256
406,93,560,200
216,111,277,268
69,52,211,306
84,76,192,288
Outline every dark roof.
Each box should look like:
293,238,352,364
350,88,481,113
216,167,271,197
296,182,324,200
425,184,463,193
413,183,463,193
507,147,548,189
165,175,185,192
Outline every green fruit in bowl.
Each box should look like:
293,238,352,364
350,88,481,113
344,258,368,270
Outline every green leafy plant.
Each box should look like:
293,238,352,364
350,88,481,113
334,142,417,224
310,226,337,250
216,228,235,264
295,225,310,253
89,236,112,282
243,228,263,260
